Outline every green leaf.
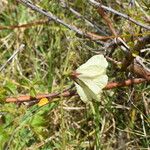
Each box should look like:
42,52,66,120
30,115,45,127
4,81,17,94
30,87,37,97
0,127,9,149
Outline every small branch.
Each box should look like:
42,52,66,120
59,2,108,35
97,6,117,36
18,0,84,35
0,19,49,30
6,90,77,102
105,56,121,66
0,44,25,72
6,78,148,103
121,34,150,70
128,59,150,80
17,0,110,44
86,32,113,40
104,78,147,90
104,37,129,57
89,0,150,30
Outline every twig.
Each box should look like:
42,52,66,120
89,0,150,30
0,20,149,39
104,37,129,57
104,78,147,90
0,19,49,30
17,0,84,35
17,0,110,44
6,90,76,102
135,56,150,73
105,56,121,66
59,1,107,35
0,44,25,72
18,0,130,43
6,78,148,103
86,32,113,40
96,5,130,55
97,6,117,36
121,34,150,70
128,60,150,80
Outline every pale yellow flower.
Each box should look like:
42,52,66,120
74,55,108,103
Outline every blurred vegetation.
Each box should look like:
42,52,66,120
0,0,150,149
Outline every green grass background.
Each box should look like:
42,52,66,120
0,0,149,149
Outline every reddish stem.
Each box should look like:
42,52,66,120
6,78,147,103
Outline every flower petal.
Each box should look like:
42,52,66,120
75,79,100,102
77,65,106,79
74,54,108,103
78,55,108,69
75,82,88,103
93,75,108,89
